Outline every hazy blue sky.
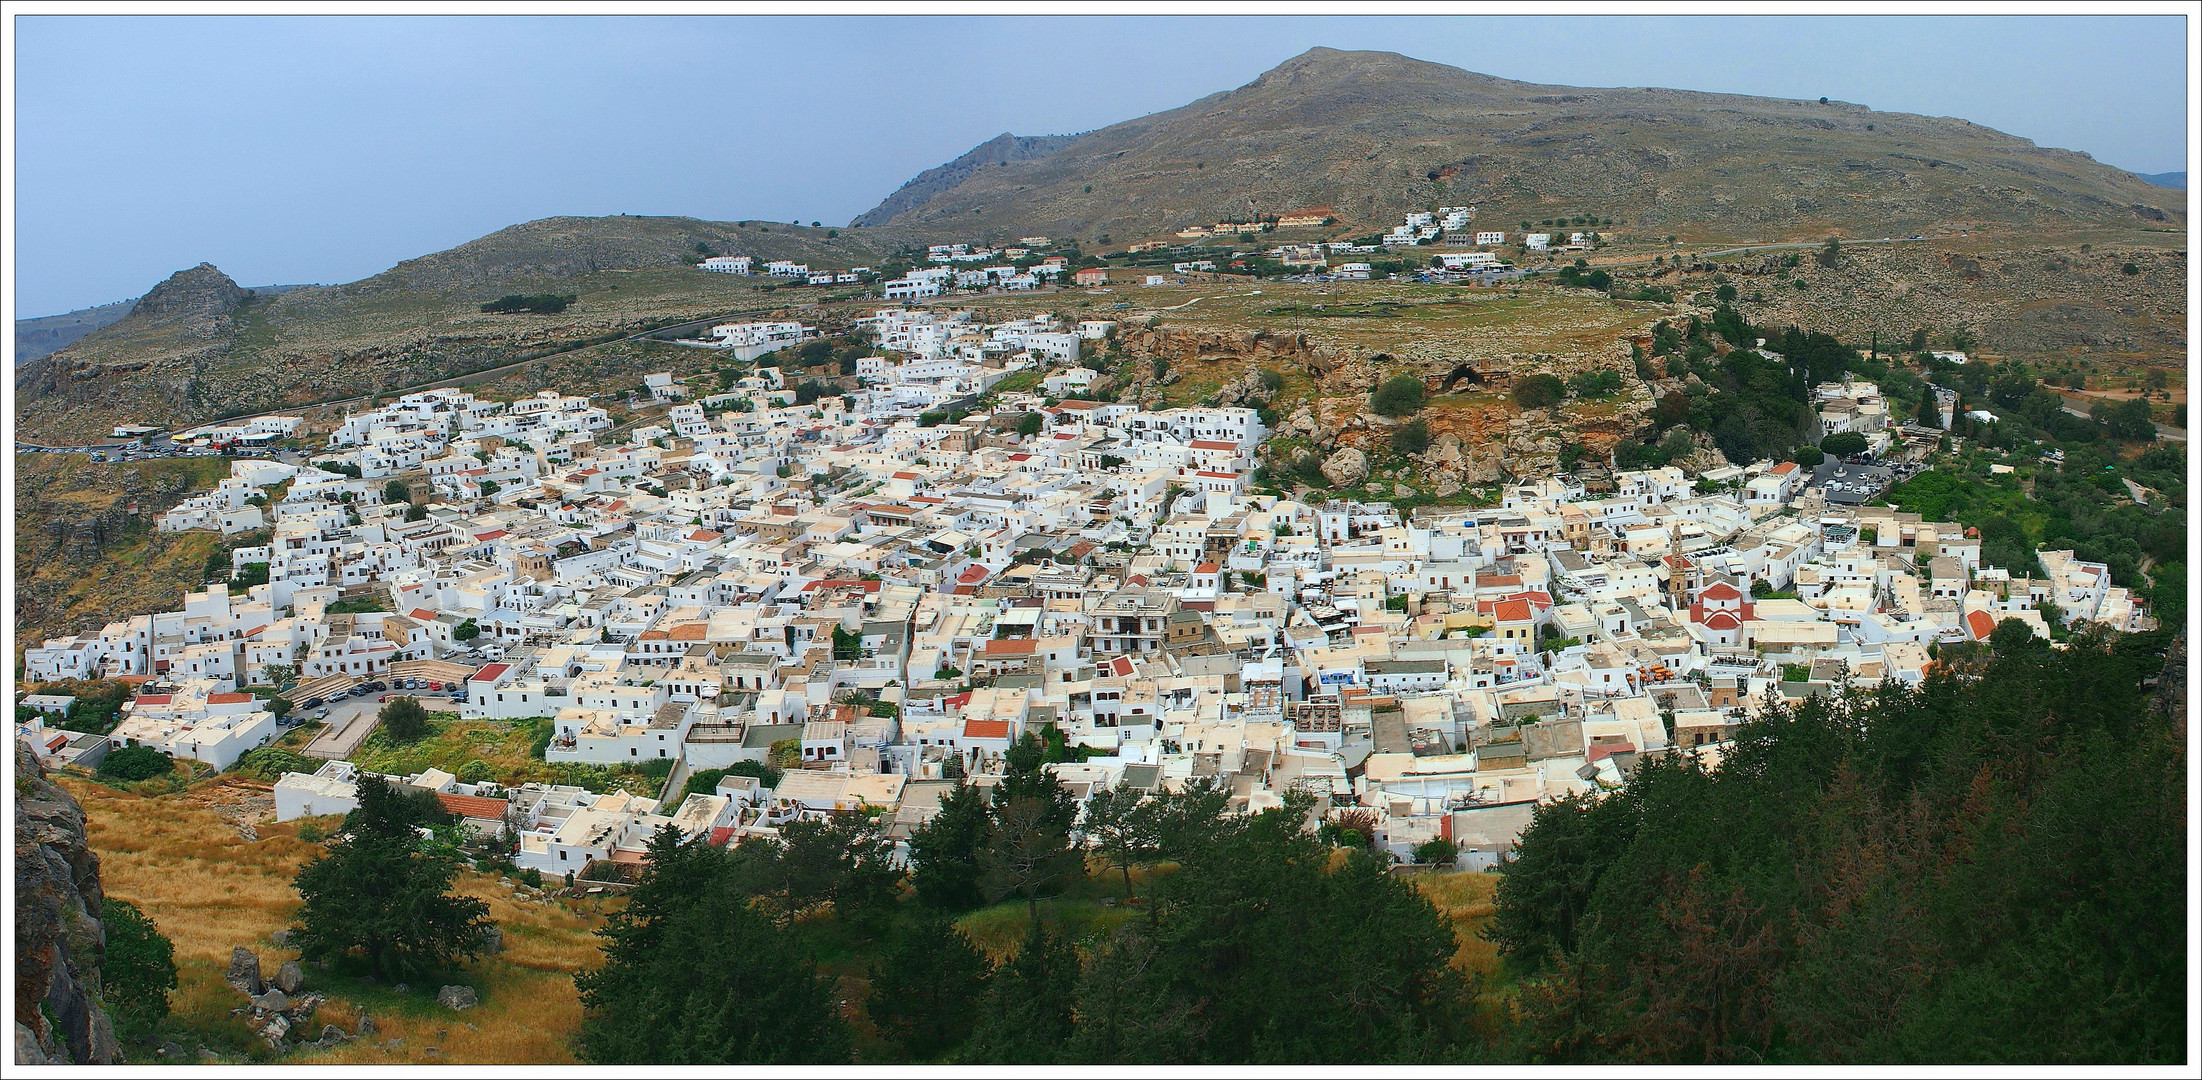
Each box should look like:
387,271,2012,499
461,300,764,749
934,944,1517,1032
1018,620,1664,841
13,14,2189,316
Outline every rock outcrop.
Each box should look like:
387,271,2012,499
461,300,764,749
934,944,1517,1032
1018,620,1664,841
1319,446,1370,487
14,743,122,1065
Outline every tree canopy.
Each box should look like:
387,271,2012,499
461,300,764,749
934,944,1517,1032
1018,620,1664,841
291,776,491,980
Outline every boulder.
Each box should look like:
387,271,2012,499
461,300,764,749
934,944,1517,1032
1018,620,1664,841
436,985,479,1011
357,1015,375,1038
1319,446,1369,487
318,1025,350,1045
273,961,305,994
225,947,264,995
475,927,504,955
268,929,292,948
253,988,289,1013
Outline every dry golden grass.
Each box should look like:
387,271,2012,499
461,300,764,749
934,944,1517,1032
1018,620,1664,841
1415,870,1504,978
61,777,613,1064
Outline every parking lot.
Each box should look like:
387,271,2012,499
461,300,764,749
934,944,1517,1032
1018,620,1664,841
297,685,465,759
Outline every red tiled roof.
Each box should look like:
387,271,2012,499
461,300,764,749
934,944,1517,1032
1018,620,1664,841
1771,462,1799,475
957,565,990,584
410,608,439,621
668,624,708,641
1965,610,1998,641
707,826,738,847
1482,574,1523,588
1703,611,1743,630
134,694,173,706
1195,562,1220,574
474,530,507,542
1494,599,1534,623
983,638,1037,656
470,663,511,683
436,793,510,820
1189,440,1237,450
207,693,255,704
963,719,1012,740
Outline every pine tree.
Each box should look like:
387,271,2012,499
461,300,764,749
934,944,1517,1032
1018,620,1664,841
964,920,1083,1064
864,917,990,1061
907,781,992,910
290,776,491,979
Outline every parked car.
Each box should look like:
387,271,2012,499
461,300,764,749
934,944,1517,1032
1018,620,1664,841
379,695,390,703
428,682,443,691
300,697,324,709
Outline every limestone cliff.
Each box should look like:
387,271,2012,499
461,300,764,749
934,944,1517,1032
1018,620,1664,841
14,743,122,1064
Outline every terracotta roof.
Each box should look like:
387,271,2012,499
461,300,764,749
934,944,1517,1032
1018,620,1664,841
470,663,511,683
436,792,510,820
1195,562,1221,575
410,608,440,621
1189,440,1237,451
957,565,990,584
134,694,173,705
1966,610,1998,640
668,624,709,641
207,693,255,704
1482,573,1523,588
962,719,1012,740
1703,611,1743,630
983,638,1037,656
1494,598,1534,623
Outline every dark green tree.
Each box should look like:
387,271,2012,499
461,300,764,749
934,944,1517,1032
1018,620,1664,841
378,695,431,742
99,899,177,1036
865,917,991,1061
291,776,491,980
907,781,992,910
1017,411,1045,437
963,920,1083,1064
1067,806,1468,1063
1078,782,1158,899
576,829,850,1063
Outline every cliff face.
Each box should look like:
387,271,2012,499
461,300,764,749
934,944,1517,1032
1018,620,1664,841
14,743,122,1064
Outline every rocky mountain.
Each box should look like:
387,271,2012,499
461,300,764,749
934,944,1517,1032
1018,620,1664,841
856,47,2185,244
15,743,123,1065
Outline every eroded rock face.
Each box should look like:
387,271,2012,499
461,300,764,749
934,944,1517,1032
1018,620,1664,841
13,744,122,1065
436,985,479,1011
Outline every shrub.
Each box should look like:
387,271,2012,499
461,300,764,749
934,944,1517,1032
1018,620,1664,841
1514,374,1567,409
1390,418,1431,456
99,746,175,782
1414,837,1460,866
481,293,576,314
1568,370,1623,398
1370,375,1428,418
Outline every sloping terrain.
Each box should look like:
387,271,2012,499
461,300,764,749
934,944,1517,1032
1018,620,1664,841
856,47,2184,245
15,217,914,442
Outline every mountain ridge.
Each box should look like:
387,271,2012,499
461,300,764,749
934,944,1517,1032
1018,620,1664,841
854,47,2183,244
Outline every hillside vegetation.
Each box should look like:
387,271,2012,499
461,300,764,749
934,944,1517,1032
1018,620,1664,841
13,452,239,648
59,775,613,1064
